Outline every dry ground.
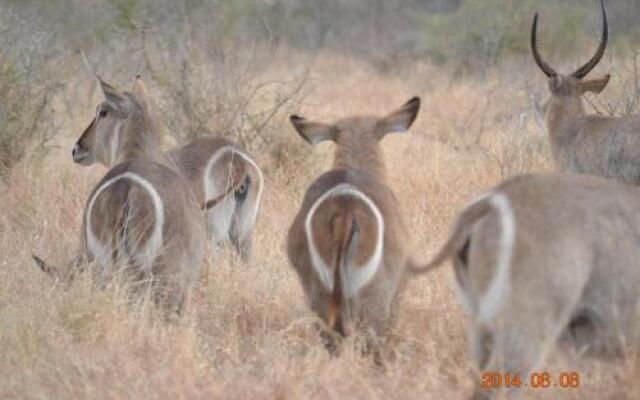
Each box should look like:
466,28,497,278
1,53,639,399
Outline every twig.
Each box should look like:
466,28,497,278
246,71,309,143
79,50,97,77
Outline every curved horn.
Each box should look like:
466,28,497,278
531,13,557,78
572,0,608,79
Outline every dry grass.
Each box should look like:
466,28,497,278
1,52,639,399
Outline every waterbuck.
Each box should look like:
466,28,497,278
74,77,263,260
531,0,640,185
287,97,420,348
166,137,263,261
418,173,640,399
36,77,206,314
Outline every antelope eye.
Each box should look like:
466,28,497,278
99,108,108,118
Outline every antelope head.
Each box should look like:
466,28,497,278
290,97,420,178
531,0,610,118
72,76,161,167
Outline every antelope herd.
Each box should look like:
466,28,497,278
30,0,640,398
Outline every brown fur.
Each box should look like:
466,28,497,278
201,159,247,210
83,159,205,313
73,78,165,167
327,216,358,332
166,137,263,261
542,80,640,185
531,1,640,185
422,173,640,399
287,97,420,344
166,138,239,201
38,77,206,315
135,75,262,260
75,77,263,261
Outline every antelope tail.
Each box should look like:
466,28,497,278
32,252,86,282
409,196,493,274
32,254,60,278
327,216,360,330
202,163,248,210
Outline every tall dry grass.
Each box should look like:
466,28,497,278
1,51,639,400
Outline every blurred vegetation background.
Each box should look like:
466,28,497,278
1,0,639,175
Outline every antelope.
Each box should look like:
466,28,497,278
531,0,640,185
417,173,640,399
287,97,421,348
166,138,263,261
35,77,207,314
73,77,263,261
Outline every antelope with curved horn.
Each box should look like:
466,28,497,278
73,76,263,261
35,77,206,314
287,97,421,348
416,172,640,400
532,0,640,185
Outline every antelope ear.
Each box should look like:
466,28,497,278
290,115,337,145
131,75,168,140
131,75,156,121
97,76,125,105
581,74,611,94
377,97,421,135
132,75,150,110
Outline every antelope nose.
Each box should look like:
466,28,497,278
72,143,87,163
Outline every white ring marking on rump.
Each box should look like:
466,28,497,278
203,145,264,242
86,172,165,270
454,191,495,314
478,192,515,323
304,183,384,298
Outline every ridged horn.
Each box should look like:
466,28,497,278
572,0,608,79
531,12,557,78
